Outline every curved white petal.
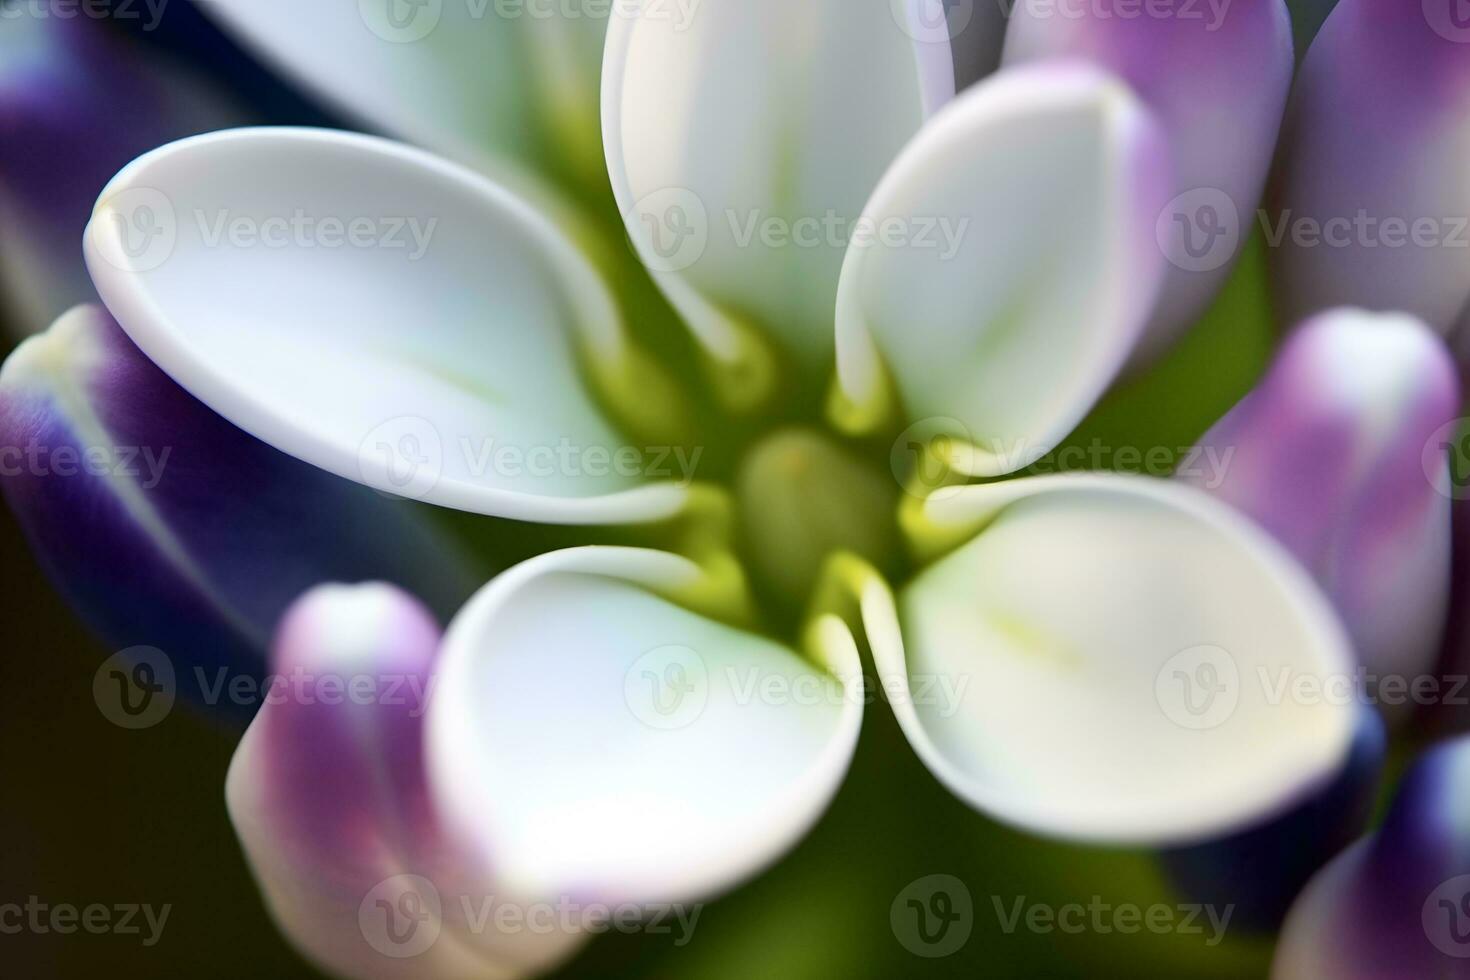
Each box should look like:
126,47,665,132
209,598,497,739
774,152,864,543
877,474,1356,845
1002,0,1295,363
428,547,863,904
834,63,1171,476
197,0,602,181
603,0,945,371
84,128,685,525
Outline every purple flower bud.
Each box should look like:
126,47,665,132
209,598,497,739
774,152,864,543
1184,309,1460,701
0,16,245,333
227,583,583,978
1271,0,1470,340
1003,0,1294,362
0,306,477,716
1274,735,1470,977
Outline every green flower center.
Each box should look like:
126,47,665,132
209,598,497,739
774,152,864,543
734,426,904,627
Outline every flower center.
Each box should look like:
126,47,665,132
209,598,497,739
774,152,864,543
734,426,903,624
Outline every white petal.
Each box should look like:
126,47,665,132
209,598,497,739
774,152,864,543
834,63,1171,476
603,0,944,371
197,0,599,179
427,547,863,903
84,128,685,525
876,474,1356,844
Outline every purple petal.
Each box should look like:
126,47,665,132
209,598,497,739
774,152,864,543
227,583,584,978
0,15,246,333
229,584,444,883
1003,0,1294,362
1273,736,1470,978
1183,309,1460,698
0,306,477,717
1270,0,1470,337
